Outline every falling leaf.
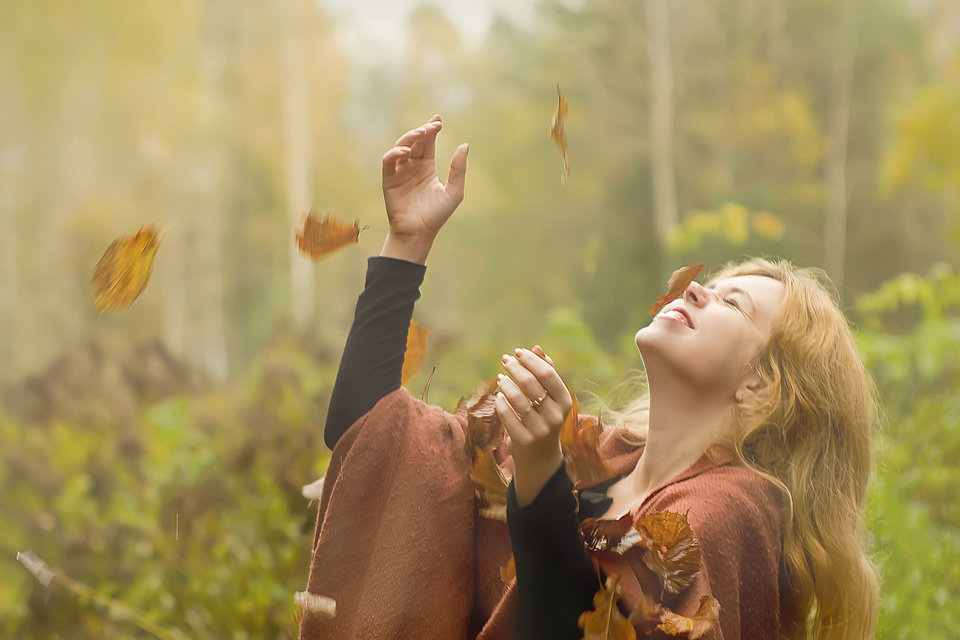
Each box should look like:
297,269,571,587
455,378,499,419
648,264,704,316
635,511,701,595
295,210,365,260
581,513,637,553
463,391,504,460
294,590,337,619
401,319,430,384
627,589,664,636
549,85,570,183
471,448,511,522
91,226,162,313
500,555,516,584
578,574,637,640
559,396,616,487
656,596,720,639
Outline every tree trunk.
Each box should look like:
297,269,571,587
645,0,679,267
823,0,857,292
277,0,315,327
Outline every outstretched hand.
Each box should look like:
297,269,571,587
380,114,469,264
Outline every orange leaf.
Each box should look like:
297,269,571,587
656,596,720,639
549,85,570,183
581,513,637,553
463,392,504,461
500,554,516,584
471,448,511,522
560,398,616,487
295,210,365,260
401,319,429,384
648,264,704,316
456,377,499,419
578,574,637,640
635,511,701,595
91,226,162,313
627,589,664,636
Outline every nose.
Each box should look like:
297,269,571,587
684,281,708,307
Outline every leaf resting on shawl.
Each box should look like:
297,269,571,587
648,264,704,316
460,379,511,521
500,554,516,584
560,395,616,487
578,574,636,640
655,595,720,639
580,513,637,553
401,319,429,384
295,210,365,260
91,226,162,313
471,448,510,522
635,511,701,595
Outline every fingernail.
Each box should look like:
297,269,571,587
514,348,524,357
501,353,510,363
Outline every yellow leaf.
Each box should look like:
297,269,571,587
549,85,570,183
295,210,365,260
401,319,429,384
91,226,161,313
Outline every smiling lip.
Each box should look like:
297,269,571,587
658,306,695,329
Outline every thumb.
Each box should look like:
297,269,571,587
445,143,469,202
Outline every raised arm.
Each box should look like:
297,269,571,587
323,116,468,449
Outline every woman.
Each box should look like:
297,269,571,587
299,115,879,640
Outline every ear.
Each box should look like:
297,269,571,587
735,367,766,406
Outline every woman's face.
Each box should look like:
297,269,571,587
635,274,785,395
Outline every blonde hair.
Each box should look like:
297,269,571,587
609,257,879,640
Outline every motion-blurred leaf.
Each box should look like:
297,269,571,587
549,85,570,183
656,595,720,639
649,264,703,316
91,226,161,313
401,319,429,384
578,574,636,640
295,211,365,260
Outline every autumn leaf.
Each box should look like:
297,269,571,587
549,85,570,183
295,210,365,260
463,393,504,461
455,377,499,420
656,596,720,639
471,448,511,521
500,554,516,584
627,589,664,637
91,226,162,313
560,396,616,487
578,574,637,640
648,264,704,316
581,513,637,553
401,319,429,384
635,511,701,595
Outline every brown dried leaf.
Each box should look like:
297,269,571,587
471,448,511,522
560,398,616,487
581,513,636,553
627,589,664,636
401,319,429,384
578,574,637,640
656,596,720,639
635,511,701,595
295,210,365,260
648,264,704,316
455,377,499,419
549,85,570,183
91,226,162,313
464,393,504,459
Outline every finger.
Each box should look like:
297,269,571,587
445,143,469,203
531,345,554,367
381,146,411,179
497,373,534,417
501,353,548,403
512,348,571,411
495,392,532,446
408,119,443,160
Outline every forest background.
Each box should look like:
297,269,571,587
0,0,958,637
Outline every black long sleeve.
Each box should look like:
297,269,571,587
323,256,426,449
507,466,600,640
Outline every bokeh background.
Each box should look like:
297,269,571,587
1,0,958,637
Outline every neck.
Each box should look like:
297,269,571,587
630,373,736,498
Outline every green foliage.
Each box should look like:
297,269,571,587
0,334,335,639
855,264,960,638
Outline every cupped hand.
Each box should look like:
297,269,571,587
495,346,574,507
380,114,469,264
